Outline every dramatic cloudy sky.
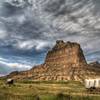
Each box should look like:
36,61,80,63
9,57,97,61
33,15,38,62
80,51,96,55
0,0,100,75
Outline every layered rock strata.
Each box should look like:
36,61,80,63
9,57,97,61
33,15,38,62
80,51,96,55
7,40,100,81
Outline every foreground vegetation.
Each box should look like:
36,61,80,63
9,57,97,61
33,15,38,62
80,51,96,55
0,79,100,100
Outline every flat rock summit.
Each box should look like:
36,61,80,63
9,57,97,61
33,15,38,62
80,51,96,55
7,40,100,81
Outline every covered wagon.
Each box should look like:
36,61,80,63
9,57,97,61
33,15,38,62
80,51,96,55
6,79,14,86
84,78,100,94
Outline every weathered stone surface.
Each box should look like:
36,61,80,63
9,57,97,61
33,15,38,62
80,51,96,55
7,40,100,81
45,40,87,67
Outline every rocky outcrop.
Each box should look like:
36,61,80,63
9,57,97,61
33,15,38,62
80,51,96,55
45,40,87,67
90,61,100,68
7,40,100,81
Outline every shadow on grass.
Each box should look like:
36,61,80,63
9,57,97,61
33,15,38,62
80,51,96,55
0,93,99,100
56,93,72,100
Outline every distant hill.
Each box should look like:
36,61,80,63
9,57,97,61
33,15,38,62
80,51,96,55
6,40,100,81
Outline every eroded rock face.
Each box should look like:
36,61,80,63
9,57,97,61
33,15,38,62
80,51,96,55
7,40,100,81
45,40,87,67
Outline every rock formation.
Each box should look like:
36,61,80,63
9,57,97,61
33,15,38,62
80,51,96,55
7,40,100,81
45,40,87,67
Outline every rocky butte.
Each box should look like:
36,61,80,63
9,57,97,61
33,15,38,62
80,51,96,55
7,40,100,81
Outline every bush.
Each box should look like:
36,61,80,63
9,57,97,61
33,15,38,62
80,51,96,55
33,94,40,100
56,93,72,100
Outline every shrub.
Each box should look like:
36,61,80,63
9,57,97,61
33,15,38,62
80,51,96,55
56,93,72,100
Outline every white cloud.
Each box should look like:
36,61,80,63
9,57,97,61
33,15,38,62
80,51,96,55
15,40,34,50
16,15,26,24
0,30,7,39
0,56,34,71
0,60,31,70
35,40,51,50
14,39,51,50
7,63,31,69
0,57,8,62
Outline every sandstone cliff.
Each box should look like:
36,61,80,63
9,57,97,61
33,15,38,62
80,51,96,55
7,40,100,81
45,40,87,67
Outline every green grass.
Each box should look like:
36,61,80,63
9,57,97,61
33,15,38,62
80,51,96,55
0,79,100,100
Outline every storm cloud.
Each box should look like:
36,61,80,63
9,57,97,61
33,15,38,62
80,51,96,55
0,0,100,75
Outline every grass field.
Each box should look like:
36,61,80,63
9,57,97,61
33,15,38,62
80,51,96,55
0,79,100,100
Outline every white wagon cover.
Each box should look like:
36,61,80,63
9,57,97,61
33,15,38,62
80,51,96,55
85,78,100,88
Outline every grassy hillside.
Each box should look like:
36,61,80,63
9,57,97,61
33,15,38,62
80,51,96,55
0,79,100,100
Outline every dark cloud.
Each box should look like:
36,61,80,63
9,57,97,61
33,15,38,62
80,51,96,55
0,2,23,17
0,0,33,17
4,18,45,39
17,20,44,39
0,0,100,75
93,0,100,14
45,0,66,13
44,0,89,16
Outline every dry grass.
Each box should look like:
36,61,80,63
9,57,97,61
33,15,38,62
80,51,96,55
0,79,100,100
